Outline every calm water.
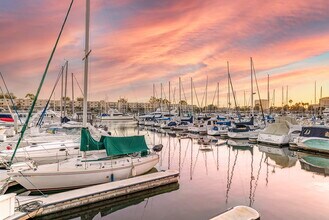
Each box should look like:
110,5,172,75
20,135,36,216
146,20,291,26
41,122,329,220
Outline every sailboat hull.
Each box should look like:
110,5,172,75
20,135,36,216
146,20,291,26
8,154,159,192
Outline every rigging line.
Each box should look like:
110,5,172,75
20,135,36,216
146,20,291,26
226,150,239,204
211,84,218,106
251,152,264,206
193,81,201,108
0,85,13,117
181,82,188,101
251,59,266,125
181,139,190,168
18,171,46,197
227,63,240,118
9,0,75,165
36,65,64,126
249,150,254,207
73,73,84,96
0,72,22,124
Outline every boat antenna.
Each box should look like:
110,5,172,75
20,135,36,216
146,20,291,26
9,0,75,165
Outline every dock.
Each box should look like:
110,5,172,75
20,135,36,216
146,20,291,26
6,169,179,219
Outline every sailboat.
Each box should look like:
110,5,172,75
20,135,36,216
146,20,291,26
8,128,159,191
7,0,161,192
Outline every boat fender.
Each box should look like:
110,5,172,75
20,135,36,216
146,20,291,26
131,165,137,177
153,144,163,152
110,173,114,182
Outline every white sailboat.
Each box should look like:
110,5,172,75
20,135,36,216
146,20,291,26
7,0,160,192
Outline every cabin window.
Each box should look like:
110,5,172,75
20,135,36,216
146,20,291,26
59,148,66,151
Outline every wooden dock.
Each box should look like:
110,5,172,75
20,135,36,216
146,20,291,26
7,170,179,219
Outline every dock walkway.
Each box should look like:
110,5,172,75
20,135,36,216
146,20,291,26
7,170,179,219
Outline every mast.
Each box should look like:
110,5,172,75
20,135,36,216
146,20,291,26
273,89,275,107
217,82,219,112
314,81,317,104
60,65,64,119
286,85,288,106
169,81,171,117
267,74,270,113
71,72,75,115
205,75,208,113
191,77,193,116
153,83,155,112
83,0,90,127
160,83,163,112
244,90,246,108
250,58,254,117
282,86,284,110
64,60,68,117
179,77,182,117
227,61,230,113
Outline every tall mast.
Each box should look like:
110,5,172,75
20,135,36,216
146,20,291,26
250,58,254,117
179,77,182,117
83,0,90,127
244,90,246,108
267,74,270,112
153,83,155,111
205,75,208,113
286,85,288,106
314,81,317,104
217,82,219,112
60,65,64,119
169,81,171,116
191,77,193,116
64,60,68,117
281,86,284,108
227,61,230,113
71,72,75,115
160,83,163,112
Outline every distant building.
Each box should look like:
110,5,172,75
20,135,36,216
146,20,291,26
255,99,269,110
319,97,329,108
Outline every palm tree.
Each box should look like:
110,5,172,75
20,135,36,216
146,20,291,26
25,93,35,100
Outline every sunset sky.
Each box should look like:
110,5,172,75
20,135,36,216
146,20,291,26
1,0,329,107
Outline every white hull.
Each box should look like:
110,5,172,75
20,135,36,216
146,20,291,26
257,133,290,145
228,130,259,139
100,115,134,121
8,154,159,191
188,126,207,134
0,141,82,165
207,128,228,136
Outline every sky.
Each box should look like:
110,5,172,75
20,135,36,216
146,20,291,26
0,0,329,107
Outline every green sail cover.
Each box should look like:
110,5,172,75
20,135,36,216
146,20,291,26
80,127,105,151
103,135,148,156
80,128,149,156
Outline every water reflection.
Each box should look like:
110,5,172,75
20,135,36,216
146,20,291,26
36,183,179,220
61,122,329,220
297,152,329,176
